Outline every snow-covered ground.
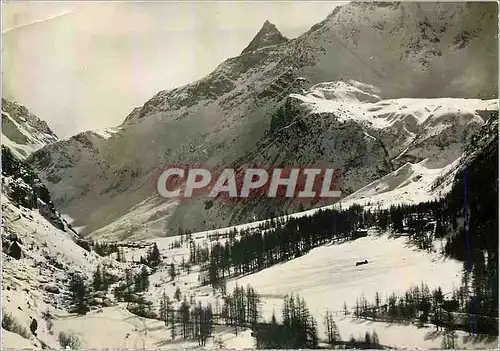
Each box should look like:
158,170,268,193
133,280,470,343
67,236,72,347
226,232,464,348
50,306,254,350
1,190,129,349
145,230,496,349
2,180,499,349
65,229,496,349
339,158,459,210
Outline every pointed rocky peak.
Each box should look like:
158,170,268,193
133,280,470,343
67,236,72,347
241,20,289,55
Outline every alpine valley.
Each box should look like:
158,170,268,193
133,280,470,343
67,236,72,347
1,1,498,349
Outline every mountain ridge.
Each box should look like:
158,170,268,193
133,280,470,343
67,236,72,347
27,1,498,239
1,98,58,160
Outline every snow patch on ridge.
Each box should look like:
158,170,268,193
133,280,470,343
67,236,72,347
290,80,497,130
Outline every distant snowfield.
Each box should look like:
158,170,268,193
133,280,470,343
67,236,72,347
89,195,180,241
339,158,459,210
290,81,498,130
91,127,122,140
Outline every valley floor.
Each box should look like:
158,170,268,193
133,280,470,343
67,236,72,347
2,192,498,349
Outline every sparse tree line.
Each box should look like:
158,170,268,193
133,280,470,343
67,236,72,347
252,292,382,349
75,240,388,348
92,241,120,257
155,284,260,344
348,282,498,337
254,293,319,349
66,263,149,315
90,240,156,264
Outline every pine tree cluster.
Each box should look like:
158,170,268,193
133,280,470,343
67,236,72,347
254,293,318,349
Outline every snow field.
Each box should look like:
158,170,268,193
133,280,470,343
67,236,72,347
3,180,498,349
290,82,498,132
224,231,469,348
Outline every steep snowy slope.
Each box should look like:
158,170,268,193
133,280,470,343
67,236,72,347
1,193,101,348
1,191,134,349
1,98,58,160
1,149,129,349
28,2,498,239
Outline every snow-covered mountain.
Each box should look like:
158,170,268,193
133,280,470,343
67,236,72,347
2,2,498,349
289,80,498,168
1,98,58,160
2,97,498,350
27,1,497,240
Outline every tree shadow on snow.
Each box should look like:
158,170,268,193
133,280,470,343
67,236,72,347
154,337,197,347
424,330,443,341
325,237,357,247
462,334,498,345
351,318,377,326
351,317,413,328
147,324,167,332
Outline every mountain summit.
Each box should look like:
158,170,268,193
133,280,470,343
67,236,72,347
241,20,289,54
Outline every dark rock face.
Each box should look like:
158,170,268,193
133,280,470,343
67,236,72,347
30,318,38,336
44,284,60,294
8,240,22,260
241,20,289,54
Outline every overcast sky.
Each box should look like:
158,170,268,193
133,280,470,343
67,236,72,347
2,1,346,138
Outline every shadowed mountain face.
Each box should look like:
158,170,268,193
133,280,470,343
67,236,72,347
27,1,498,239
